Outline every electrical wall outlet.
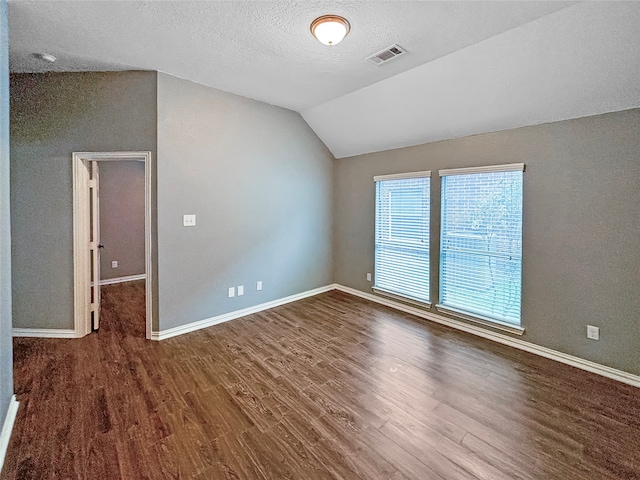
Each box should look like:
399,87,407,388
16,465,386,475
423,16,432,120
237,285,244,296
183,214,196,227
228,287,235,298
366,272,372,282
587,325,600,340
111,260,118,268
256,281,263,291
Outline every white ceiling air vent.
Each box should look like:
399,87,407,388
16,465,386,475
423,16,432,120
366,44,406,66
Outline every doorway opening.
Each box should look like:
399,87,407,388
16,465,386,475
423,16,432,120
72,152,153,339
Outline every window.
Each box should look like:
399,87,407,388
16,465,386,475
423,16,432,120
374,172,430,305
439,164,524,325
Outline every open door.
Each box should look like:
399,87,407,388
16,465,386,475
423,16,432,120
73,151,153,339
89,161,101,331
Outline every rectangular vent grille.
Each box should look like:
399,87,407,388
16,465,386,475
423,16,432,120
366,44,406,66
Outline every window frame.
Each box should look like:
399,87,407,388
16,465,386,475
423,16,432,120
437,163,524,331
373,171,432,307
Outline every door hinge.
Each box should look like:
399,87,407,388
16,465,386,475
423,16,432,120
88,179,97,188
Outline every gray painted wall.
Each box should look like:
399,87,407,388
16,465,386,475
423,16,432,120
157,73,334,331
0,0,14,428
99,161,145,280
10,72,157,330
8,67,635,381
334,108,640,376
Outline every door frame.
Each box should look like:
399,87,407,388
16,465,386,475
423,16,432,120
72,151,153,339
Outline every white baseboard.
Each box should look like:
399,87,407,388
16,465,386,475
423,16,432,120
12,328,79,338
14,282,636,388
152,284,337,341
99,274,146,286
334,284,640,389
0,395,19,474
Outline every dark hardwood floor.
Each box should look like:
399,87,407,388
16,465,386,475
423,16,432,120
3,281,640,479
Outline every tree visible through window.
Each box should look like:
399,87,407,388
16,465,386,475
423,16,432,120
439,166,523,324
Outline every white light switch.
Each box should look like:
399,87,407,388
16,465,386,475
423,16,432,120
183,214,196,227
256,281,263,291
228,287,235,298
237,285,244,296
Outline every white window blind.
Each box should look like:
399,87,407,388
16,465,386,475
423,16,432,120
439,165,523,325
374,173,430,304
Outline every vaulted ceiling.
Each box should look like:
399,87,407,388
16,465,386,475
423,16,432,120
8,1,640,158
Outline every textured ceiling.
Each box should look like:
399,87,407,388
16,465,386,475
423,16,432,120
8,1,639,159
303,1,640,157
8,1,573,111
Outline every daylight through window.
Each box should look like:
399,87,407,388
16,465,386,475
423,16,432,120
374,172,431,305
438,164,524,325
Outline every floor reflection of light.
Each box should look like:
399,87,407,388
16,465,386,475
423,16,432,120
364,308,543,476
365,311,441,404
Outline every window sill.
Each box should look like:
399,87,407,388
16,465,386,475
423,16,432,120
435,305,525,336
372,287,431,309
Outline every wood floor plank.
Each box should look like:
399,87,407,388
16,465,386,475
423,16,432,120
3,282,640,479
311,414,398,480
377,420,477,480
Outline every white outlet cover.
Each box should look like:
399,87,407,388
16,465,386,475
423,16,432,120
228,287,235,298
587,325,600,340
237,285,244,296
256,281,263,291
183,214,196,227
366,273,372,281
111,260,118,268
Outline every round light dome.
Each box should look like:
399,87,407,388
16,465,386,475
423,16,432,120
310,15,350,46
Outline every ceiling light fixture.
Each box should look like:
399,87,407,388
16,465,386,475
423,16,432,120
310,15,350,46
34,52,57,63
